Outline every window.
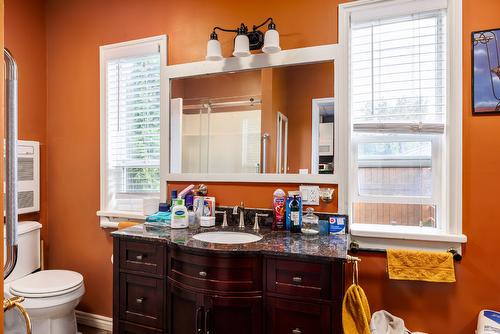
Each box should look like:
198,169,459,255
100,36,166,214
340,0,465,244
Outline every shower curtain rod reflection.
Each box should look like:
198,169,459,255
182,98,262,110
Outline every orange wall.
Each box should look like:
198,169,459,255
5,0,48,265
167,182,339,213
11,0,497,332
172,70,261,101
44,0,344,318
285,62,334,173
261,67,287,173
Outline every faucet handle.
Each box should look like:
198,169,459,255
215,211,228,228
253,213,268,231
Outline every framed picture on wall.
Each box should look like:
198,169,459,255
472,28,500,115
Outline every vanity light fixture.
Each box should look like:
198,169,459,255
205,17,281,61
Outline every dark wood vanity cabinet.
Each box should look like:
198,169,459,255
167,281,262,334
114,239,167,333
113,237,344,334
167,248,263,334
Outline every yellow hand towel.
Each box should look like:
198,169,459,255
387,249,455,283
342,284,371,334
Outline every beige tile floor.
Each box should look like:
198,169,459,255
78,324,111,334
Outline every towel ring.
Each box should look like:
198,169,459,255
352,260,359,285
346,255,361,285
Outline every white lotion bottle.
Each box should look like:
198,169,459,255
171,198,189,229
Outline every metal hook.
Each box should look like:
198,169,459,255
346,255,361,285
353,261,359,285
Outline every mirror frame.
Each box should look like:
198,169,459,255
161,44,344,192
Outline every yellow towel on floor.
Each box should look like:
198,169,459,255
342,284,371,334
387,249,455,283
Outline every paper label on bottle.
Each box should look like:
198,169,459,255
291,212,300,226
174,210,186,218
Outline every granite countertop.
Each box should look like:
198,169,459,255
112,224,348,261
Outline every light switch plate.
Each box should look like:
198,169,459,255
300,185,320,205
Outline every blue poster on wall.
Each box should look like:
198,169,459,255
472,28,500,114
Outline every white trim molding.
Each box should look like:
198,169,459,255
76,310,112,332
97,210,146,229
99,35,168,213
164,44,339,79
338,0,464,250
163,44,344,207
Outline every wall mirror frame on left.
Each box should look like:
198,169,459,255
162,44,345,198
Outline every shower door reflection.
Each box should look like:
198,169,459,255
177,97,262,174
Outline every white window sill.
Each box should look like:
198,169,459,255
350,224,467,243
349,224,467,254
97,210,146,222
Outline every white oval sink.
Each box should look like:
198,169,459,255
192,231,262,244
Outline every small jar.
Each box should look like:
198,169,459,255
302,208,320,238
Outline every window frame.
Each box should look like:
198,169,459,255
351,133,442,206
338,0,466,250
98,35,167,219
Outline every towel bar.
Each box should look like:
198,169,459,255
349,241,462,261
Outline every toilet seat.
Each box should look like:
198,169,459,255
10,270,83,298
5,281,85,311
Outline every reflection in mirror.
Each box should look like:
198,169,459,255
170,61,334,175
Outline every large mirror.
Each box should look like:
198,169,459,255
169,61,334,175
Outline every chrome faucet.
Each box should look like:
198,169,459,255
253,213,268,231
234,202,246,229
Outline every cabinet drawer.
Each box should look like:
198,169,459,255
266,297,331,334
118,321,163,334
169,249,261,293
119,273,164,329
266,258,331,299
119,240,165,275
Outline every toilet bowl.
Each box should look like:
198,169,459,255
4,270,85,334
3,221,85,334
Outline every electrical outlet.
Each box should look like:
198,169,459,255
300,185,320,205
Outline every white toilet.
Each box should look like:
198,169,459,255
4,221,85,334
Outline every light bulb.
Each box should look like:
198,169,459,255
262,25,281,54
233,34,250,57
206,32,223,61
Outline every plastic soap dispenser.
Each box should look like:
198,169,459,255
171,198,189,229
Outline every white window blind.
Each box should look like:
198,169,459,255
101,37,164,213
349,6,448,228
351,9,447,127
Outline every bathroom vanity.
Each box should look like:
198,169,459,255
112,225,347,334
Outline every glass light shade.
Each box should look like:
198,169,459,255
233,34,250,57
262,29,281,54
206,39,223,61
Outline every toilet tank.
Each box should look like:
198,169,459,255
4,221,41,284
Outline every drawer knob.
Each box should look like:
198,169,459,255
292,276,303,284
199,271,207,277
136,297,144,304
135,254,144,261
292,328,302,334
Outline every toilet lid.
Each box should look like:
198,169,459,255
10,270,84,298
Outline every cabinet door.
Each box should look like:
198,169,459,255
119,273,164,329
205,295,263,334
266,297,331,334
167,281,204,334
